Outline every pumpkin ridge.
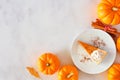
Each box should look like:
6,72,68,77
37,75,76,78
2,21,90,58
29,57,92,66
116,13,120,24
47,68,54,74
50,66,56,72
58,71,66,79
110,13,116,24
117,12,120,16
47,67,54,74
115,0,120,6
117,12,120,23
98,3,112,10
108,72,119,80
39,57,46,64
44,68,49,74
40,54,47,61
101,2,112,7
118,4,120,7
113,64,120,73
108,64,120,80
102,12,114,24
101,0,113,6
111,13,120,25
109,70,120,77
38,60,46,71
115,0,117,6
106,0,115,5
98,9,111,19
110,65,120,74
114,0,117,6
46,53,51,61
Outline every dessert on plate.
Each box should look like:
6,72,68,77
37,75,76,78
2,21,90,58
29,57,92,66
78,40,107,64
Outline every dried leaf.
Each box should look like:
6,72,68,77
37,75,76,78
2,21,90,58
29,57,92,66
26,66,40,78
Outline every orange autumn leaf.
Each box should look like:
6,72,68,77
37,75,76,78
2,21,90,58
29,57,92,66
26,67,40,78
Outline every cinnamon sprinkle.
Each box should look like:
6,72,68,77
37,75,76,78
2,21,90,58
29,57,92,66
80,54,92,63
91,37,106,48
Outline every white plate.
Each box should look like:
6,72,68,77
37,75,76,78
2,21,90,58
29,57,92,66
71,29,116,74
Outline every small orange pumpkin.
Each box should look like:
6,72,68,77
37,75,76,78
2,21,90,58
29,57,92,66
117,36,120,52
37,53,60,75
58,65,79,80
97,0,120,25
108,64,120,80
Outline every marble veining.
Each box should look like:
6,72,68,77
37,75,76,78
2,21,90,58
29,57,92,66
0,0,119,80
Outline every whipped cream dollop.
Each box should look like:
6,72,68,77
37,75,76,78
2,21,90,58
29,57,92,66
91,49,105,64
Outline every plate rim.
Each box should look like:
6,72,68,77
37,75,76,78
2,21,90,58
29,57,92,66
70,29,116,74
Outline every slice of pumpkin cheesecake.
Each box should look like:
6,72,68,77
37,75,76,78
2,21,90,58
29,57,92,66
78,40,107,64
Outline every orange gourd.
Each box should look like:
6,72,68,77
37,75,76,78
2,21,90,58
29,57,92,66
97,0,120,25
37,53,60,75
117,36,120,52
58,65,79,80
108,64,120,80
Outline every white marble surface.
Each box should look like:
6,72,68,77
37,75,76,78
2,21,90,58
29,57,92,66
0,0,120,80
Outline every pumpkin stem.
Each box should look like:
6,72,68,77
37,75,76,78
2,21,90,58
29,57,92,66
67,72,74,78
112,7,118,11
46,63,50,67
